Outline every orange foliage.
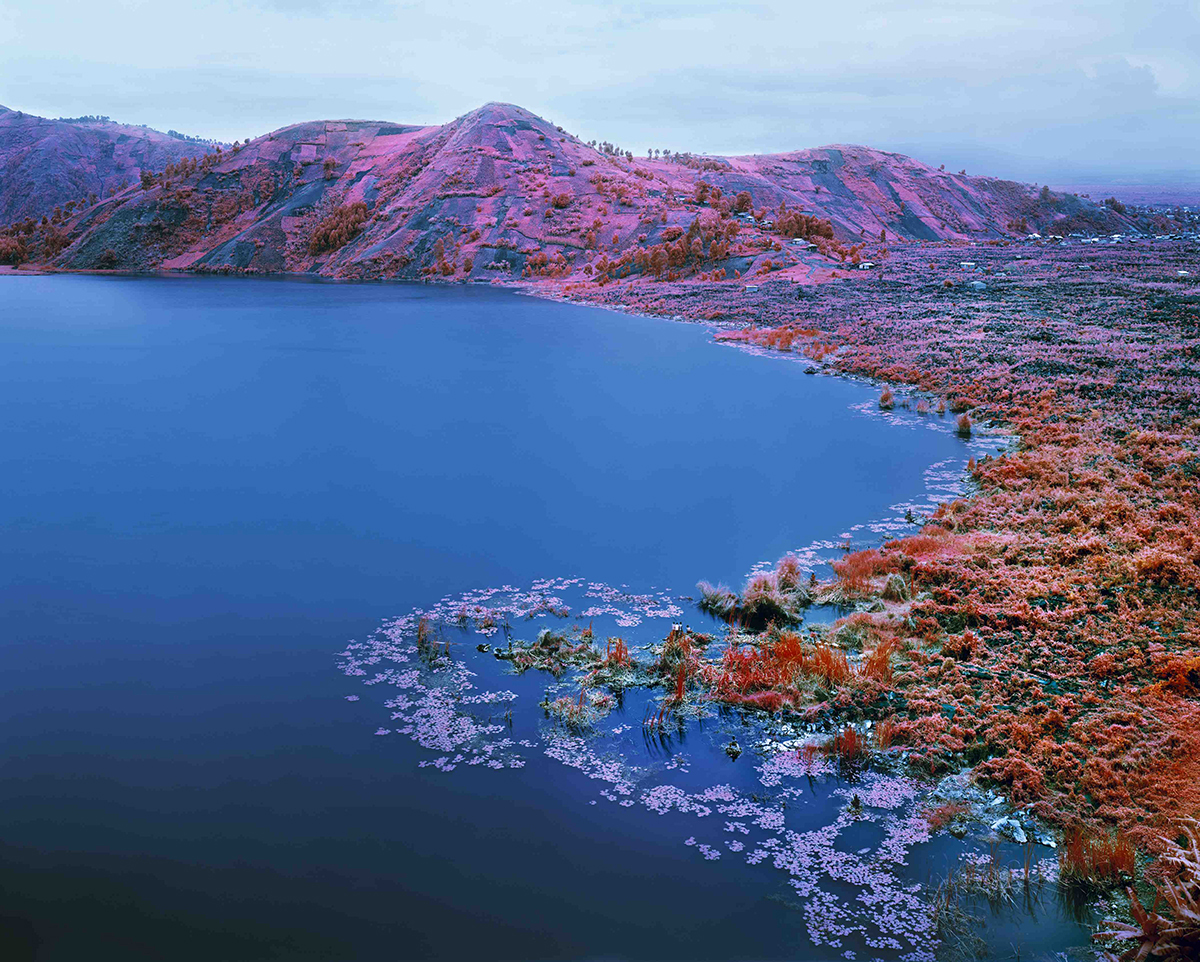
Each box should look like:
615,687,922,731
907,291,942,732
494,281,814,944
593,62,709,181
309,202,369,255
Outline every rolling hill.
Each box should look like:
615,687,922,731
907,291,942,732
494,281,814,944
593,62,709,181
0,106,217,224
1,102,1130,282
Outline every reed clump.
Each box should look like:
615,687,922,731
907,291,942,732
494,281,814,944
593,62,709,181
1060,827,1137,890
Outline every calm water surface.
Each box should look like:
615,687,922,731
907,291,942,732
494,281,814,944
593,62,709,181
0,277,1086,960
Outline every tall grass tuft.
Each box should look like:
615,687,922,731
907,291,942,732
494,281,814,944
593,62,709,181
826,725,866,764
696,581,738,622
1060,827,1136,889
775,554,803,590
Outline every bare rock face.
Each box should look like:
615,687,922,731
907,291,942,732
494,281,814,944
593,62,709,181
3,101,1129,279
0,106,215,224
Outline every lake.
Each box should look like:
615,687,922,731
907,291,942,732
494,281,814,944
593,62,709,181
0,276,1086,960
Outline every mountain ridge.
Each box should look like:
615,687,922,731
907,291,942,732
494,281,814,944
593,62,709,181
1,101,1134,282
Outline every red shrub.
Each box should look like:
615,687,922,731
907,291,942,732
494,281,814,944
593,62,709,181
926,802,968,832
832,549,890,594
605,637,631,667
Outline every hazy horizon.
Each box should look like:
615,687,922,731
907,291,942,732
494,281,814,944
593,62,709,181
1,0,1198,189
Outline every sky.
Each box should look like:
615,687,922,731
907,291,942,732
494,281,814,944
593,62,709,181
1,0,1197,185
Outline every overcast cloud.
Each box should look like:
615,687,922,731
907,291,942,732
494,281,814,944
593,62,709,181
1,0,1196,183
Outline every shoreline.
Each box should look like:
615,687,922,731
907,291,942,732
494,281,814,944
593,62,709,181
10,252,1199,851
551,243,1200,847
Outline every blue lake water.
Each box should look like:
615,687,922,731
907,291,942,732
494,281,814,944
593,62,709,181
0,277,1088,960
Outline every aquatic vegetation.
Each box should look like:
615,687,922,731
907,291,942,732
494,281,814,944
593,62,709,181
568,243,1200,949
698,567,813,631
775,553,804,590
696,580,738,621
604,637,631,666
543,688,616,729
932,843,1056,955
1060,826,1137,890
501,627,597,674
827,548,892,600
925,801,969,833
825,725,867,766
1095,820,1200,961
341,575,1005,959
337,236,1200,953
702,629,860,711
740,570,804,630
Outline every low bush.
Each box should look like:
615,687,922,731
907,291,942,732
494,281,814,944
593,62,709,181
308,202,369,255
